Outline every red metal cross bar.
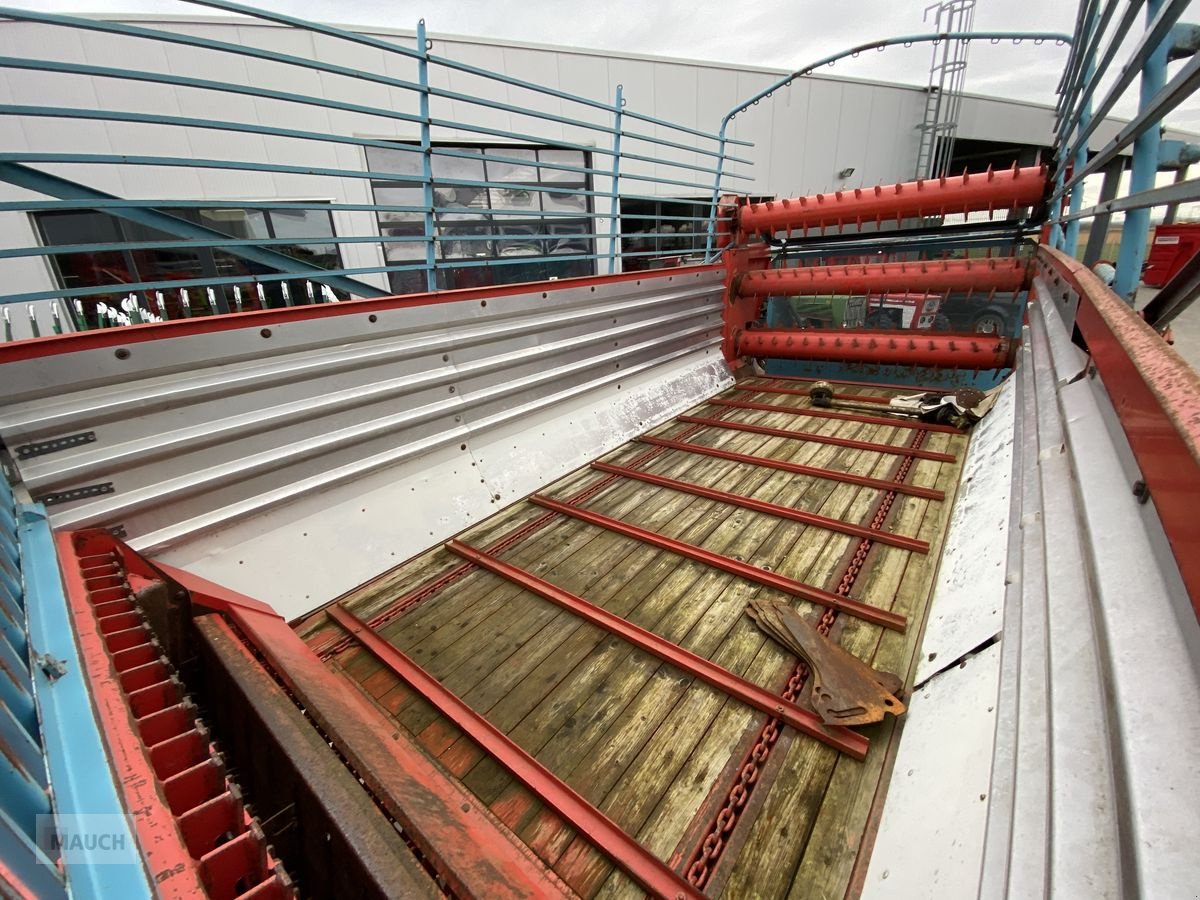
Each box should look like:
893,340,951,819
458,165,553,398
591,461,929,553
529,495,907,632
709,396,964,435
325,604,705,900
635,435,945,500
676,414,956,462
446,539,869,759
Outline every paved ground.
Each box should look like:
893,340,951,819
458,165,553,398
1135,286,1200,370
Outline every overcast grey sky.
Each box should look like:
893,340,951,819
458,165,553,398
31,0,1198,126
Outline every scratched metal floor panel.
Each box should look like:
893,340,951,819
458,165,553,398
297,378,970,898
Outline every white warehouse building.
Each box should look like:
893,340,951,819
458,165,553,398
0,13,1193,339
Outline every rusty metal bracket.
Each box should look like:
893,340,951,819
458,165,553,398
747,597,905,727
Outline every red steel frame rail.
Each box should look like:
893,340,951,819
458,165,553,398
707,396,964,435
1040,246,1200,618
446,539,869,759
590,460,929,553
529,494,907,632
325,603,705,900
676,414,957,462
635,435,945,501
124,542,576,899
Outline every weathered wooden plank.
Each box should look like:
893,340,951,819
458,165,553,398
569,430,907,893
713,431,967,900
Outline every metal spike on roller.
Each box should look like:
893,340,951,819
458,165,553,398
807,381,987,428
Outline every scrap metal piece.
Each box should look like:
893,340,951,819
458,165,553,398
747,597,906,727
808,380,992,428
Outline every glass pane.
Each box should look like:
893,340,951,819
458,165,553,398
538,149,588,184
389,269,429,296
437,265,495,291
38,210,121,245
434,184,489,218
438,225,493,260
195,208,269,239
373,185,424,223
431,148,484,181
495,224,540,258
484,147,537,183
382,223,426,262
542,190,588,215
365,144,422,176
488,185,540,212
545,221,591,256
268,208,334,240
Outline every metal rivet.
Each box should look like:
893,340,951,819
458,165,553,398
114,348,130,360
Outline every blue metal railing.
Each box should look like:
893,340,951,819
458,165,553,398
701,30,1074,259
0,461,151,898
1047,0,1200,308
0,1,753,337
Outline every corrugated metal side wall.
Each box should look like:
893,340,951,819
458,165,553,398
0,267,731,618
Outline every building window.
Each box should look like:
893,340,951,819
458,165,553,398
34,206,343,324
365,143,595,295
618,197,709,271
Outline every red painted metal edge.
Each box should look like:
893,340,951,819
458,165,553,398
741,383,893,403
738,329,1016,369
676,414,956,462
325,603,705,900
529,495,907,632
54,532,205,900
709,396,963,435
636,435,945,500
1040,245,1200,617
446,539,868,758
0,264,720,363
591,461,929,553
148,559,574,899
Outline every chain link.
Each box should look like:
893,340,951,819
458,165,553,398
684,427,928,888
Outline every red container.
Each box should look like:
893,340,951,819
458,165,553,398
1143,223,1200,287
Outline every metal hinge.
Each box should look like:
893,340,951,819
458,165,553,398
15,431,96,460
35,482,114,507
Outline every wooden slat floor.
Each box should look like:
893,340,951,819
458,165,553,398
297,376,970,899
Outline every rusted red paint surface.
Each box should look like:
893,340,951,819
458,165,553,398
736,257,1029,297
1040,245,1200,618
55,531,203,899
153,560,575,899
737,329,1016,369
737,164,1047,237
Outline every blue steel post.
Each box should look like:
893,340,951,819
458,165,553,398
1064,5,1100,256
607,84,624,275
1115,0,1170,301
703,125,728,260
417,20,437,292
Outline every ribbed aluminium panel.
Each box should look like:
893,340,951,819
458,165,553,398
0,268,731,617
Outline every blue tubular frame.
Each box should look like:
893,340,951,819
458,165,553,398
1048,0,1199,306
0,1,752,325
0,464,151,899
1114,0,1171,299
703,30,1074,258
608,85,625,274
